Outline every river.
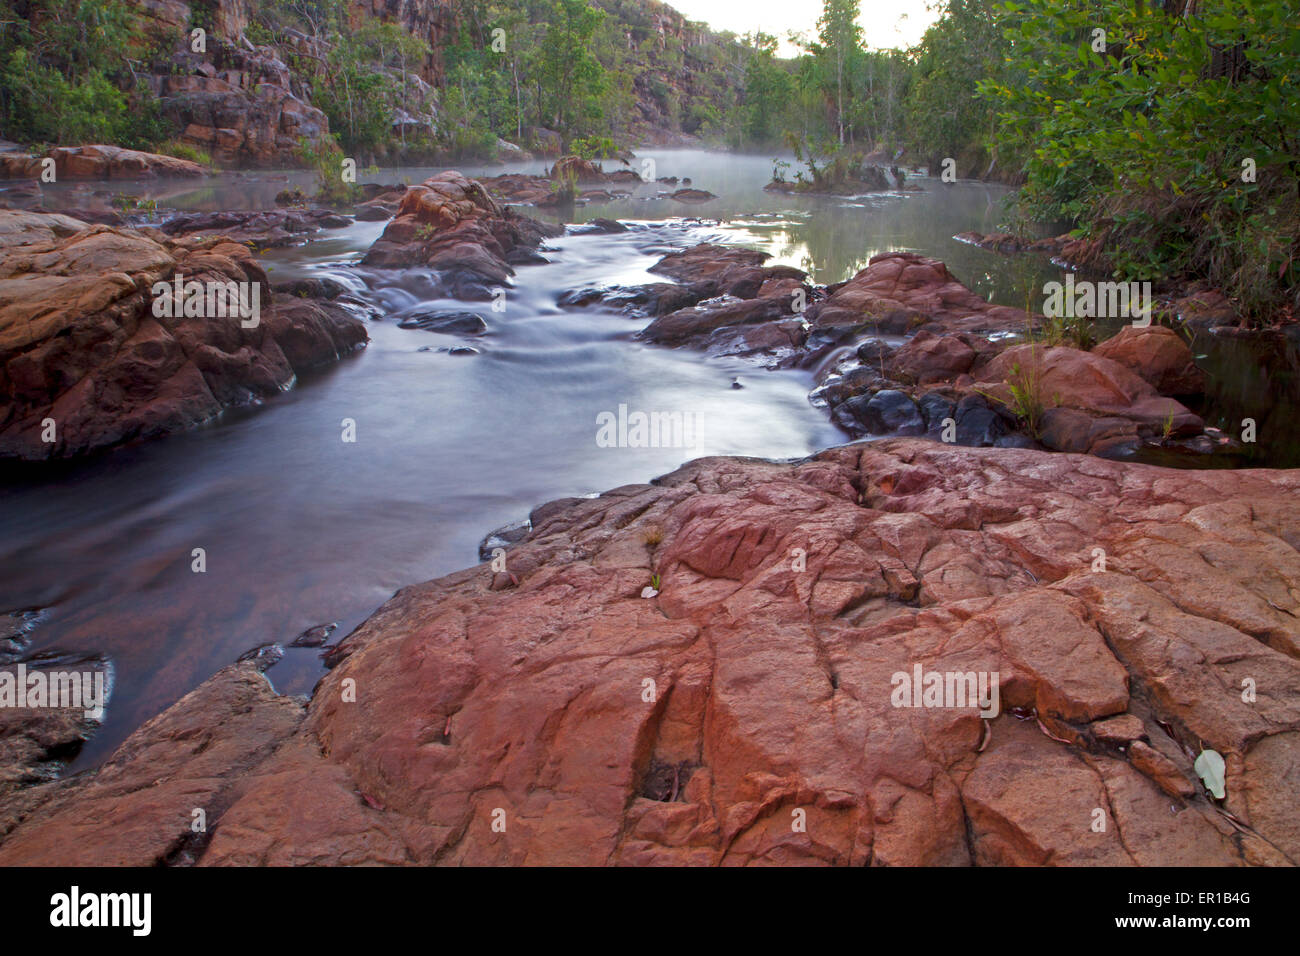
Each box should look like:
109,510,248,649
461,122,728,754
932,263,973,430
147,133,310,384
1,149,1293,769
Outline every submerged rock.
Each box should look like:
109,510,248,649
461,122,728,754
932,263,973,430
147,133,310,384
290,623,338,648
397,311,488,335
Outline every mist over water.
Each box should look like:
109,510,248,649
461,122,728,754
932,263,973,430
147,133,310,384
0,151,1128,767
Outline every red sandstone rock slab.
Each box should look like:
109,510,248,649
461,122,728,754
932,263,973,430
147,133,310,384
2,441,1296,865
808,251,1032,333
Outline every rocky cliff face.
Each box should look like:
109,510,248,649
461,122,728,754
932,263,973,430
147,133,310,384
118,0,330,166
157,40,330,167
2,440,1296,865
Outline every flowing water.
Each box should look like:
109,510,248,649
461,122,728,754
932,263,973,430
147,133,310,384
1,150,1292,768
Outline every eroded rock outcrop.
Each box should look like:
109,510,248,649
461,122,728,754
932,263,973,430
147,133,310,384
0,210,366,459
160,40,330,168
559,243,809,361
2,440,1296,866
807,252,1031,334
361,171,560,299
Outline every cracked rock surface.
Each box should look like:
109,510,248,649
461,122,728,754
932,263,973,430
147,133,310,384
1,439,1297,865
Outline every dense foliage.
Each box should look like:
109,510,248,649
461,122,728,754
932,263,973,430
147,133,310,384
983,0,1299,317
0,0,171,148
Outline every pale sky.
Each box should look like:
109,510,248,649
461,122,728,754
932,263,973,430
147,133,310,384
666,0,941,56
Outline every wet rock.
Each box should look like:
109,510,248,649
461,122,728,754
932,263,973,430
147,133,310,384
647,244,769,286
918,391,956,437
954,394,1007,446
1038,408,1142,458
478,518,531,561
571,217,628,234
237,643,284,671
290,623,338,648
976,344,1202,455
670,188,716,203
561,282,704,317
640,296,789,347
397,311,487,335
354,203,396,222
506,248,549,266
806,252,1031,334
887,330,977,383
834,388,926,436
550,156,607,183
272,277,350,301
0,210,367,460
160,208,352,248
856,338,894,366
361,172,560,294
629,244,809,354
859,389,925,435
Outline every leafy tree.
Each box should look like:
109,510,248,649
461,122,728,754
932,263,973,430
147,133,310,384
0,0,170,148
904,0,1008,173
983,0,1299,317
813,0,863,145
534,0,609,135
742,33,795,146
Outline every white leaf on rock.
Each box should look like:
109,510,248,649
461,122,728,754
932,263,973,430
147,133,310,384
1194,749,1227,799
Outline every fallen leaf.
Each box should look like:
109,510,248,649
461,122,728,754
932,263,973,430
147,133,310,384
1194,748,1226,799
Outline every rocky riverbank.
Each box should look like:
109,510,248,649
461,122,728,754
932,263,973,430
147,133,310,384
1,439,1297,865
0,170,567,461
1,167,1295,867
0,209,366,460
562,236,1258,463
